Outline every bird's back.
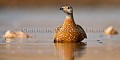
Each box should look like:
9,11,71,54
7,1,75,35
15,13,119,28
76,25,87,38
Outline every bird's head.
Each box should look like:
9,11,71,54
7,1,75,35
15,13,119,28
60,5,73,14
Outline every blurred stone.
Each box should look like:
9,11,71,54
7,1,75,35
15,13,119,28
104,26,118,35
3,30,32,39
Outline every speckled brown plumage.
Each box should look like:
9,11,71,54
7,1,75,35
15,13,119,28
54,6,87,43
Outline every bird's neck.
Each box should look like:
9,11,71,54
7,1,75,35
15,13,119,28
66,13,74,19
63,13,76,26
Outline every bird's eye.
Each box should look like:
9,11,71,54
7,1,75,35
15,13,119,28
68,7,70,9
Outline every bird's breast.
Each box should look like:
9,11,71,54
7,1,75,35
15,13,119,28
56,18,81,41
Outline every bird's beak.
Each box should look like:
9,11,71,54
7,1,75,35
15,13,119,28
60,7,63,10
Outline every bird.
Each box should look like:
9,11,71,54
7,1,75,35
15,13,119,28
3,30,32,39
54,6,87,43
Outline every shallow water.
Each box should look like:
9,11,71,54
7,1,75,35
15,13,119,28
0,7,120,60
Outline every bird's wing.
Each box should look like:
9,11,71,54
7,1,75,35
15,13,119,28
54,25,62,39
76,25,87,38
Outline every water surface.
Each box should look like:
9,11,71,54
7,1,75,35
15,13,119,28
0,7,120,60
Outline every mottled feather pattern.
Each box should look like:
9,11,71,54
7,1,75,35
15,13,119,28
54,25,62,39
54,18,87,42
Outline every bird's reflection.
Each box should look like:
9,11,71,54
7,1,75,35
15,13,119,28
54,42,86,60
